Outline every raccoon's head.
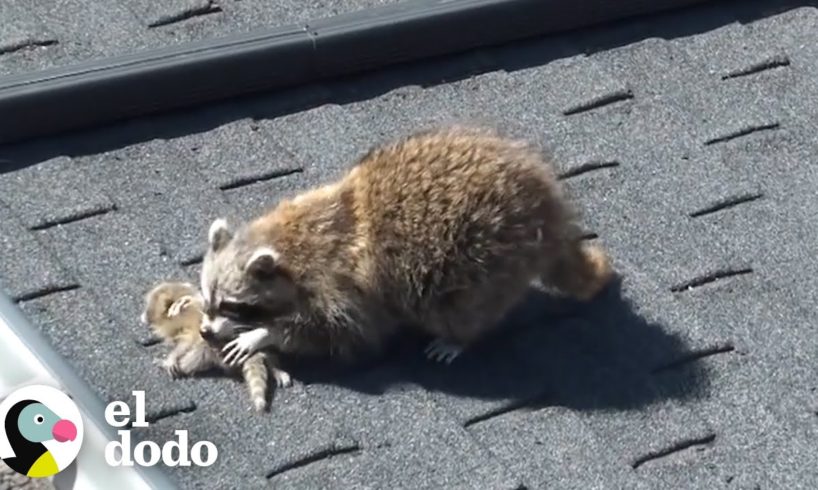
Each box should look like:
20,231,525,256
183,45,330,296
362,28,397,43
199,218,298,339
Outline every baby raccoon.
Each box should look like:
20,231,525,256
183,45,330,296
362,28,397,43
140,281,291,412
199,125,614,369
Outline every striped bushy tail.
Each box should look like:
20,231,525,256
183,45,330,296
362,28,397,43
241,353,269,412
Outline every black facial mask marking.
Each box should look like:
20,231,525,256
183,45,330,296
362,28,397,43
218,301,271,324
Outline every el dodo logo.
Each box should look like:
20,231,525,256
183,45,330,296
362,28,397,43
0,385,83,478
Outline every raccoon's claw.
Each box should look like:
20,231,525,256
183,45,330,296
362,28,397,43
271,368,293,388
223,336,256,367
424,338,463,364
222,340,249,367
222,328,272,367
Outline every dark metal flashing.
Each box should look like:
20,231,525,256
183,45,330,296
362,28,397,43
0,0,712,145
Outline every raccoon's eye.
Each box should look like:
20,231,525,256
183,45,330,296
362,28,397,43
219,301,269,323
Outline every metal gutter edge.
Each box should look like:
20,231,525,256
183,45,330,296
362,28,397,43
0,0,713,145
0,292,178,489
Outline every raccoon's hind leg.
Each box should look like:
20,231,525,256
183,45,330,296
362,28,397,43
156,343,191,379
155,354,183,379
270,366,292,388
422,280,532,364
162,342,221,379
540,239,613,301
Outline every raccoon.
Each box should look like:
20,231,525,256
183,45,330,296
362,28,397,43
140,281,291,412
199,125,613,368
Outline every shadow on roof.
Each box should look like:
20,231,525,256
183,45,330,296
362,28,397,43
1,0,816,170
283,276,711,415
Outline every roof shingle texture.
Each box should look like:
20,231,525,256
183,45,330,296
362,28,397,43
2,1,818,488
0,0,395,76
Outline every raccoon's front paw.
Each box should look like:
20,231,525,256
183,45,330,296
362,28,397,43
271,368,293,388
222,329,270,367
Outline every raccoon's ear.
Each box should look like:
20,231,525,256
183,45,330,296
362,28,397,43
208,218,232,252
245,247,281,280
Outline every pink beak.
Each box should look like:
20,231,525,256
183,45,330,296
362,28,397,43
52,419,77,442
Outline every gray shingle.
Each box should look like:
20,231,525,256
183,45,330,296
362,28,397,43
0,0,403,77
221,172,308,225
222,0,396,31
305,373,519,488
20,0,159,69
672,76,787,146
2,3,818,488
35,209,187,343
0,0,57,57
0,156,116,230
655,353,818,488
136,188,233,265
183,118,303,190
469,408,646,490
69,140,233,264
126,0,220,28
135,384,356,488
681,19,788,79
592,37,715,98
545,56,634,116
268,441,521,489
136,2,232,47
0,203,75,301
80,138,210,200
267,103,386,182
506,310,714,466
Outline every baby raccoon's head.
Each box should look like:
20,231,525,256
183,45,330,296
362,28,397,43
141,281,201,338
199,218,298,339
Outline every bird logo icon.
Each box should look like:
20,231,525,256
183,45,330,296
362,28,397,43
0,385,83,478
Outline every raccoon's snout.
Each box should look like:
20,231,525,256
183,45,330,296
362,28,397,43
200,315,240,340
200,325,215,340
199,316,220,338
200,320,224,338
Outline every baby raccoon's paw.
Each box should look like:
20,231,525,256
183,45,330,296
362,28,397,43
271,367,293,388
424,338,464,364
154,357,183,379
167,295,196,318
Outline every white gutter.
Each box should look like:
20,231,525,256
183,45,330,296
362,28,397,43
0,292,177,489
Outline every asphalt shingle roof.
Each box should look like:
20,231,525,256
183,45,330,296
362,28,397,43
0,0,395,77
2,0,818,488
